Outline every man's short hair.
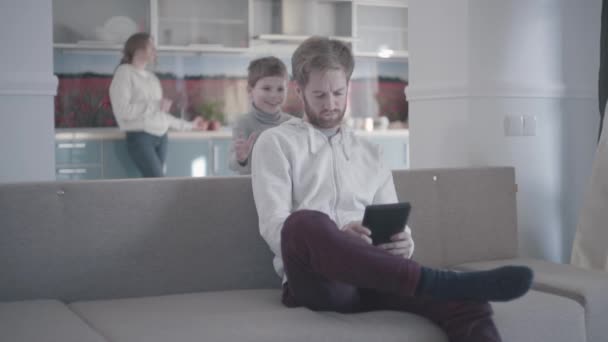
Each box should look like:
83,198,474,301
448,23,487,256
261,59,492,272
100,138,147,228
291,36,355,87
247,56,288,88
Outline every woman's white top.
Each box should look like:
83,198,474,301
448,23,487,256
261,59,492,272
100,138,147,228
109,64,193,136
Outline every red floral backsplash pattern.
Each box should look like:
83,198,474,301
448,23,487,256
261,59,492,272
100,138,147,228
54,74,408,128
55,76,115,127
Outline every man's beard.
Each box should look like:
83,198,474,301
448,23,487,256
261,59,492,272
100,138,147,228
302,95,346,129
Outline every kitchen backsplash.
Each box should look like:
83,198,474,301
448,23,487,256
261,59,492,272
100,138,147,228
54,50,408,128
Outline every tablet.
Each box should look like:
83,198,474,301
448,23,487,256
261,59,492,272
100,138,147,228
362,202,411,245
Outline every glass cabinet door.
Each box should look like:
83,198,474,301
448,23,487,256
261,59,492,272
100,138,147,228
156,0,249,48
252,0,352,38
355,1,408,57
53,0,150,45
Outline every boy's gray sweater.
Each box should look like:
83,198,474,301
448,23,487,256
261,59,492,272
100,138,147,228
228,106,292,174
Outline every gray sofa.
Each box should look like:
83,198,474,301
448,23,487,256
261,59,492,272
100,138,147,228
1,167,607,342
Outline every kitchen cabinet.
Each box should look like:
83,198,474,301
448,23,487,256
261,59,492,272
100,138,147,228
155,0,249,52
61,138,167,179
55,130,408,180
53,0,150,49
165,139,211,177
55,132,238,180
210,138,236,176
102,140,141,179
251,0,354,42
52,0,409,59
250,0,355,56
55,139,103,180
55,140,101,165
354,0,408,58
56,166,103,181
165,138,235,177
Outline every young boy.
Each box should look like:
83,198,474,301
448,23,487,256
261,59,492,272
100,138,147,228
229,57,293,174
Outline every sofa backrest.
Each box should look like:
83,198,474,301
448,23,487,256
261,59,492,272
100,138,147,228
0,176,278,302
393,167,518,267
0,167,518,302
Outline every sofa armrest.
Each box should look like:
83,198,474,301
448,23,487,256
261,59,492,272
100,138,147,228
454,257,608,342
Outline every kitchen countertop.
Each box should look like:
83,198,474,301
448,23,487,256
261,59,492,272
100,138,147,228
55,127,410,141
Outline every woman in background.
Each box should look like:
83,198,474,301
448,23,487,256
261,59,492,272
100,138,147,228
110,32,205,177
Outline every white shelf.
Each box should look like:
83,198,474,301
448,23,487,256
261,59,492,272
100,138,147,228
356,0,408,8
55,127,408,141
54,43,123,51
354,50,409,59
159,17,246,25
253,34,357,43
54,43,407,59
54,43,248,54
157,45,249,53
358,25,408,33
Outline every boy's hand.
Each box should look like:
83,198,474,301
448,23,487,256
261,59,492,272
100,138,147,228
378,226,414,259
235,132,258,163
342,221,372,245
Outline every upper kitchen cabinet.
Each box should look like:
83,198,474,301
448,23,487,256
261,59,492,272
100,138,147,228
53,0,150,49
52,0,408,58
154,0,249,52
251,0,354,54
354,0,408,58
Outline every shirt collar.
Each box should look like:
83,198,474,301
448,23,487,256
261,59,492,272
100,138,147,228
295,119,352,160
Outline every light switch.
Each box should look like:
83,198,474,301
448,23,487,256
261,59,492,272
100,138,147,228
504,115,523,136
523,115,537,136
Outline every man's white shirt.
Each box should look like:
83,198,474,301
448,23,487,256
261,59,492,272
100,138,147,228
251,118,412,280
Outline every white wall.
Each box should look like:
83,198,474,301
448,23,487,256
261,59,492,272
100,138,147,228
408,0,600,262
0,0,57,182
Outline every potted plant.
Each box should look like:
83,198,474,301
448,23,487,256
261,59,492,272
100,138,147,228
197,100,224,131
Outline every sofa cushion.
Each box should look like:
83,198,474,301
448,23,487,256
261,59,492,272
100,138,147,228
71,288,587,342
70,289,448,342
492,290,586,342
0,299,107,342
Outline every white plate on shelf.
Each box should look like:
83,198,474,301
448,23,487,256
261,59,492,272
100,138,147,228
76,40,116,45
96,16,138,43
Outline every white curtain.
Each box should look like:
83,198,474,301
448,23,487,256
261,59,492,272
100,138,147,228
572,110,608,271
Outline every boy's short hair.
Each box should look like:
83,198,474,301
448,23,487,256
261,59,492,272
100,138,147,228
247,56,288,88
291,36,354,87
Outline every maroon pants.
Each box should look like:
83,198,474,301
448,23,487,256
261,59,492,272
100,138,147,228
281,210,501,342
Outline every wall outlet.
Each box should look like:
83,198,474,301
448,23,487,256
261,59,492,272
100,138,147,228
504,114,536,137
